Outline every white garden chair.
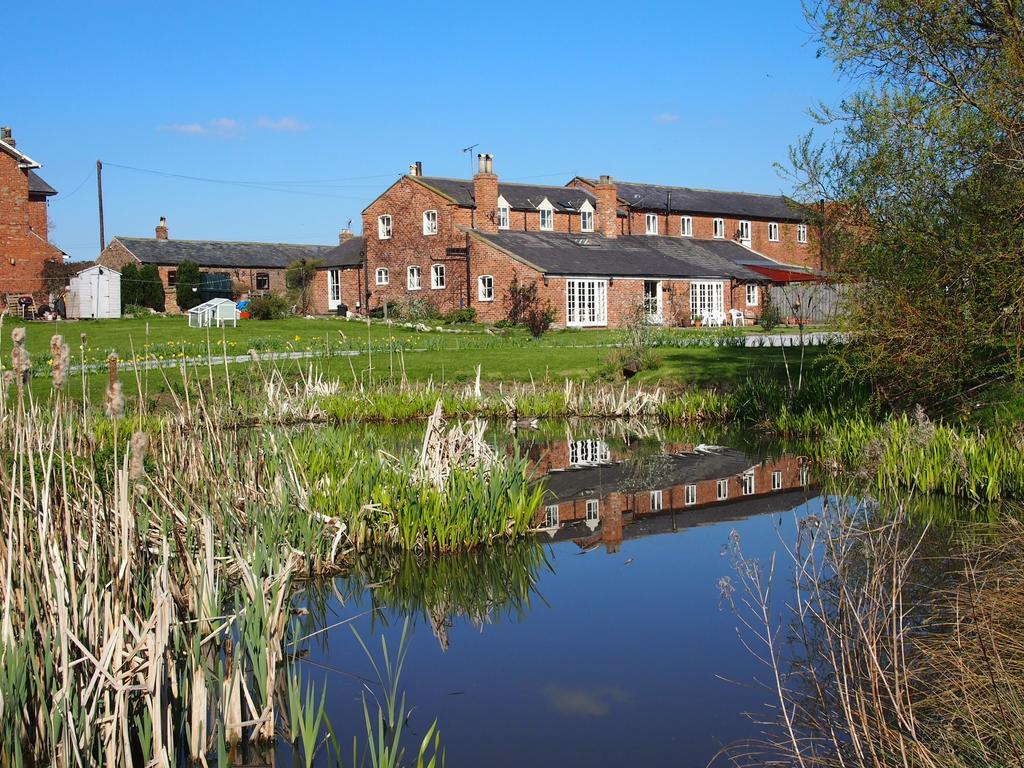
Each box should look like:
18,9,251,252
729,309,746,327
706,311,726,327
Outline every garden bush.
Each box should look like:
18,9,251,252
442,307,476,324
248,295,291,320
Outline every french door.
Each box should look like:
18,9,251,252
328,269,341,311
643,280,663,324
566,279,608,327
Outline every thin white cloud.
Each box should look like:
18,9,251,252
255,116,309,132
160,117,241,137
654,113,679,125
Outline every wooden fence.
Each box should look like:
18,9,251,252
768,283,849,325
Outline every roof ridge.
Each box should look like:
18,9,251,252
416,175,589,192
615,180,794,200
116,236,338,247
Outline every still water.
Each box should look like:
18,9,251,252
290,423,823,767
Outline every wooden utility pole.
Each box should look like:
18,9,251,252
96,160,105,252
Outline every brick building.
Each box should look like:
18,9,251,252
0,127,62,307
98,218,364,314
362,155,822,328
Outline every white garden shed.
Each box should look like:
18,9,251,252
67,265,121,319
187,298,240,328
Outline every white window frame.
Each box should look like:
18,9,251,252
539,207,554,231
772,470,783,491
713,218,725,239
717,479,729,501
684,484,697,506
768,222,779,242
580,209,594,232
478,274,494,301
797,224,808,244
800,465,810,486
585,499,600,522
430,263,445,289
746,284,759,306
569,440,610,466
544,504,559,528
650,490,663,512
645,213,659,235
328,268,341,309
680,215,692,236
738,220,751,242
742,471,755,496
377,214,392,240
375,268,389,286
565,279,608,327
690,280,725,322
407,266,421,291
422,209,438,236
498,205,510,229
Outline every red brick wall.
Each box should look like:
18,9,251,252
311,266,362,315
0,152,62,298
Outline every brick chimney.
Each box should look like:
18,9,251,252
0,127,14,148
155,216,168,240
339,228,354,243
595,175,618,239
473,153,498,233
408,161,423,177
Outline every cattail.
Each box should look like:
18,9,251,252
50,334,70,390
11,327,30,387
129,431,149,480
105,353,124,418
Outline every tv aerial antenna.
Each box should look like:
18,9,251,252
461,143,479,176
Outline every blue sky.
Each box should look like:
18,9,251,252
8,1,846,262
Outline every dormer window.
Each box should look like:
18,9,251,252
538,199,554,231
713,218,725,239
580,210,593,231
797,224,809,243
377,214,392,240
498,205,510,229
738,220,751,242
645,213,659,235
680,216,693,236
768,222,779,242
422,210,438,236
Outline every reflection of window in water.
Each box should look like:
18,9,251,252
650,489,663,511
544,504,559,528
586,499,600,521
742,471,755,496
569,440,611,466
800,465,810,486
717,479,729,500
772,470,783,490
685,484,697,506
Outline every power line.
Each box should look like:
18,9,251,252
50,169,96,203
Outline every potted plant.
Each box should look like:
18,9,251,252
693,313,704,328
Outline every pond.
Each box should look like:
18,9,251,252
283,422,826,766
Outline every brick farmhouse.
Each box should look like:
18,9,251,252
98,219,364,315
361,155,822,328
0,127,62,307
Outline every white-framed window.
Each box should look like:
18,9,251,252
566,279,608,327
742,471,755,496
407,266,421,290
498,205,510,229
746,284,759,306
544,504,559,528
569,440,610,466
650,490,663,511
797,224,808,244
586,499,600,522
717,479,729,501
328,268,341,307
580,209,594,232
422,209,438,236
713,218,725,238
690,280,724,322
772,470,783,491
768,222,780,242
478,274,494,301
375,268,389,286
684,484,697,506
431,263,445,289
377,214,392,240
738,220,751,242
645,213,659,235
800,465,810,486
539,208,553,231
680,216,693,236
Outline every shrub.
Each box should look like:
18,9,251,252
400,298,441,322
505,277,539,325
443,307,476,324
248,295,290,320
523,305,556,338
369,302,398,319
758,289,782,332
175,260,203,311
285,258,322,315
121,304,152,318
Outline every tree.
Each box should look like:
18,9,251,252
175,260,203,311
786,0,1024,409
505,276,539,325
120,263,142,309
285,259,322,315
139,264,165,312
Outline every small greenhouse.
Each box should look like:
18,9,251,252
187,298,240,328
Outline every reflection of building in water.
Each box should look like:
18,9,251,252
533,444,812,553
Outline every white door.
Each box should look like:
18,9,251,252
328,269,341,311
643,280,663,324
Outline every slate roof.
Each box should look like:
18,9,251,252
579,178,809,221
320,236,365,268
698,238,822,276
465,229,767,280
413,176,598,212
28,170,57,197
113,237,340,269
